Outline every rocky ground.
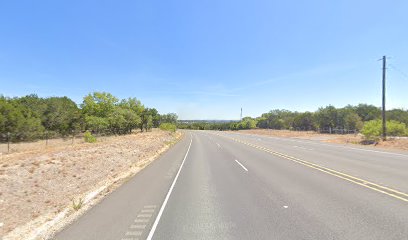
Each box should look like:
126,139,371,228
0,129,182,239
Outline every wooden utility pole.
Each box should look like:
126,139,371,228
7,132,10,153
382,56,387,141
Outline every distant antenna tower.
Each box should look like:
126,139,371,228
240,107,242,121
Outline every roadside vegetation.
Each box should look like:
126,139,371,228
177,104,408,140
159,123,177,132
0,92,178,142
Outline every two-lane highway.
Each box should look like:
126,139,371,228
55,131,408,240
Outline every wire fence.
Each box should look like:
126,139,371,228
0,130,140,154
317,127,358,135
279,127,358,134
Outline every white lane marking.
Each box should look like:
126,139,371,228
144,205,156,209
338,146,408,157
141,209,155,213
235,160,248,172
293,145,314,151
283,206,289,209
134,219,149,223
126,231,142,236
137,214,152,218
216,143,221,148
130,224,146,229
146,135,193,240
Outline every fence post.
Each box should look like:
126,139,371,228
7,132,10,153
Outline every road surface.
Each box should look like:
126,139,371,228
54,130,408,240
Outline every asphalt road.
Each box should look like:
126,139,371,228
54,130,408,240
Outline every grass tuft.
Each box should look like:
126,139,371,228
72,198,83,211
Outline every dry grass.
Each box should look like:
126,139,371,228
0,134,120,154
0,129,181,238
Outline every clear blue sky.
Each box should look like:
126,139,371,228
1,0,407,119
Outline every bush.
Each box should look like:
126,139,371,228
361,120,382,140
361,120,407,140
388,120,408,136
159,123,176,132
84,131,97,143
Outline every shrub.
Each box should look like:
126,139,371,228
159,123,176,132
361,120,382,141
361,119,407,140
388,120,407,136
84,131,96,143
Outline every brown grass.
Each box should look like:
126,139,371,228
0,129,181,237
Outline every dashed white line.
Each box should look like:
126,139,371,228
146,135,193,240
141,209,155,213
235,160,248,172
126,231,142,236
137,214,152,218
134,218,149,223
130,224,146,229
293,145,313,151
143,205,156,209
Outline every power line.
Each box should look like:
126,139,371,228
388,63,408,80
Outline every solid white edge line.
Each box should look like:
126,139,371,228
146,134,193,240
235,159,248,172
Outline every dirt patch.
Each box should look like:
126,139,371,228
0,129,182,239
232,129,408,152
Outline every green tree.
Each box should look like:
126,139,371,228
43,97,81,135
161,113,178,124
355,104,381,121
0,97,44,141
293,112,316,130
107,107,127,134
343,112,363,131
315,106,338,130
387,109,408,126
148,108,161,127
82,92,118,118
16,94,47,120
240,117,257,129
84,115,109,133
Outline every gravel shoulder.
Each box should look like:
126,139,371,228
0,129,182,239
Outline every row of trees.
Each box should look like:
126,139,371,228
256,104,408,133
0,92,178,141
177,104,408,136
